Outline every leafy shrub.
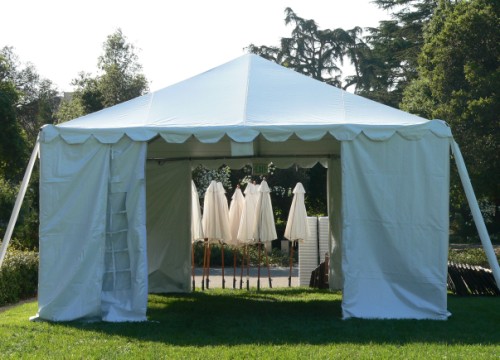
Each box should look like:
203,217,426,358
192,241,296,267
0,249,38,307
0,173,40,251
0,176,19,235
448,247,500,268
192,242,241,267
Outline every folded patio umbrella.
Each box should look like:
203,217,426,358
202,180,231,289
237,182,259,289
237,183,258,244
228,186,245,288
252,180,276,290
216,182,231,288
191,180,204,290
191,180,204,242
284,182,309,286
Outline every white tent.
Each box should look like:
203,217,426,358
2,54,497,322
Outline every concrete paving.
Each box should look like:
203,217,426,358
192,266,299,289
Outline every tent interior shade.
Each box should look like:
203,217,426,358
146,133,341,161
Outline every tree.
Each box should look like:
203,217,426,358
0,47,60,147
0,49,28,181
0,47,58,249
355,0,442,107
247,7,355,87
192,165,232,201
342,26,374,93
58,29,149,122
401,0,500,239
97,29,148,107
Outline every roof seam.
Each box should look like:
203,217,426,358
241,55,252,129
145,92,155,124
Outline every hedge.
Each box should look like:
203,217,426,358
448,247,500,268
0,249,38,307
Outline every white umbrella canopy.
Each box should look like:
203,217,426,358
284,182,308,287
237,183,259,244
253,180,277,243
216,182,231,244
228,187,245,247
191,180,204,242
202,180,231,243
284,182,310,242
252,179,276,290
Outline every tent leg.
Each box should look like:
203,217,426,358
289,241,294,287
0,139,40,268
264,244,272,288
451,141,500,289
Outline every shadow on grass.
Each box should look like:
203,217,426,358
57,288,500,347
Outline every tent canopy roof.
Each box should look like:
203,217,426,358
43,54,451,145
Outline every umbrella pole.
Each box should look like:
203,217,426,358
246,245,250,290
202,239,207,291
264,243,272,288
206,243,211,289
192,242,196,291
257,242,261,291
233,249,237,289
288,241,294,287
221,243,225,289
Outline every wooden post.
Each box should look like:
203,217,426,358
240,246,245,289
192,243,196,290
221,243,225,289
206,243,211,289
233,250,237,289
201,239,207,291
264,244,272,288
288,241,294,287
246,245,250,290
257,242,261,291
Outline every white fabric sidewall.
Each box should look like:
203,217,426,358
327,157,343,290
37,137,109,321
101,138,148,322
341,133,450,319
146,161,191,293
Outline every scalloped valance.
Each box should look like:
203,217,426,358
42,54,452,146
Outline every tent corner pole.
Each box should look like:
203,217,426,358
0,139,40,268
450,140,500,289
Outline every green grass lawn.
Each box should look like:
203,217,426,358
1,288,499,359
